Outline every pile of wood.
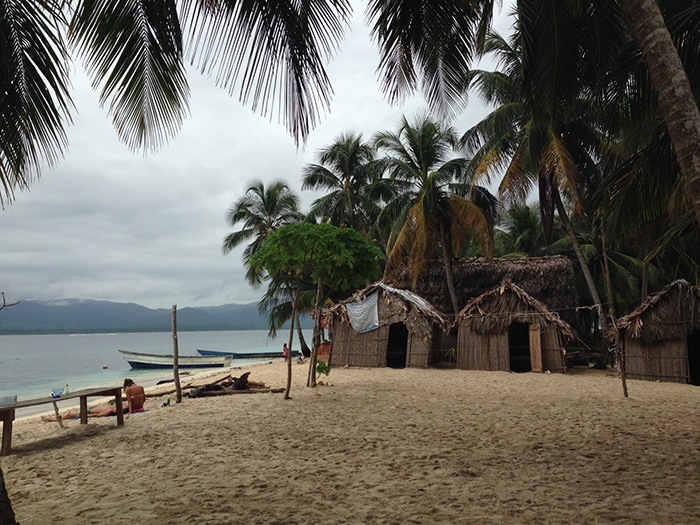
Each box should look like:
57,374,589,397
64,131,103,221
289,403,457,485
186,372,284,398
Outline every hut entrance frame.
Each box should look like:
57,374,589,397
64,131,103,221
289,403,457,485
689,329,700,386
506,322,546,373
386,322,409,368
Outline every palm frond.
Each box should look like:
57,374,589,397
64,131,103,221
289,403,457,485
0,0,73,203
366,0,495,118
181,0,351,144
70,0,189,152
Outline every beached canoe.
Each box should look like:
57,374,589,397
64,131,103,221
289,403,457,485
118,350,233,369
196,348,300,359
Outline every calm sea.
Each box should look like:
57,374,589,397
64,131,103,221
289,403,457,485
0,330,303,402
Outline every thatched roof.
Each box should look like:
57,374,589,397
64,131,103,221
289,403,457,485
452,280,577,342
616,280,700,343
387,256,578,323
323,282,450,337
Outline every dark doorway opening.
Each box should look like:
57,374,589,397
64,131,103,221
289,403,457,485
508,322,531,373
386,323,409,368
688,330,700,386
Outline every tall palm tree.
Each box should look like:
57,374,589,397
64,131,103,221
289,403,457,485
301,132,389,236
621,0,700,228
222,179,303,286
462,23,615,336
375,114,494,316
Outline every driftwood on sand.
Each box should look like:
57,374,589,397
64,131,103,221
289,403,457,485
185,372,284,398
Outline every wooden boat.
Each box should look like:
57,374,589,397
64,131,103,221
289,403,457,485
118,349,232,369
197,348,300,359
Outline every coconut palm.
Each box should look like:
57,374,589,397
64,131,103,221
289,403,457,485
621,0,700,228
375,114,494,316
463,23,623,340
301,132,390,236
494,203,556,258
222,179,303,286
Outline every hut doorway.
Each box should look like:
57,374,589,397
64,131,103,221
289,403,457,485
386,323,409,368
508,322,532,372
688,329,700,386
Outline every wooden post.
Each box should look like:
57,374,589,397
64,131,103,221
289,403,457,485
51,401,64,428
172,305,182,403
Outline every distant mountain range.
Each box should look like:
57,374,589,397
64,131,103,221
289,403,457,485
0,299,307,334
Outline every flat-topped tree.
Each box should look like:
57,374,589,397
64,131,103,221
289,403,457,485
250,223,382,398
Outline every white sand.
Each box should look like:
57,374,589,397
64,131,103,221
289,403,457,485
2,361,699,524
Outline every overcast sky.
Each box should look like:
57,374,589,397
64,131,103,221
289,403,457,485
1,5,514,310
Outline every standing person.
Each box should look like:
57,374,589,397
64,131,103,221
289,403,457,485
283,343,289,361
123,378,146,414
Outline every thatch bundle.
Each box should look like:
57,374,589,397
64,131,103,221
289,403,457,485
617,280,700,343
388,256,577,324
453,280,577,342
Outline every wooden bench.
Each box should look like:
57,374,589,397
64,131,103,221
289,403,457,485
0,386,124,456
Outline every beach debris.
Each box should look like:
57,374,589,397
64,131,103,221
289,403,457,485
185,372,283,397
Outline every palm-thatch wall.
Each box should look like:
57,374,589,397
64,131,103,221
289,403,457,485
388,256,578,327
453,280,577,373
616,280,700,384
322,282,450,368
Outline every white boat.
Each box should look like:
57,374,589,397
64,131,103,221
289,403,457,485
118,349,232,369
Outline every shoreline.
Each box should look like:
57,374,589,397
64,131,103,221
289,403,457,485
12,359,282,420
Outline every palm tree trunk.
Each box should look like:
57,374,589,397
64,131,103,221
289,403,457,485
0,467,18,525
295,314,311,357
439,223,461,316
553,190,610,339
285,279,302,400
601,225,628,397
307,277,323,387
623,0,700,227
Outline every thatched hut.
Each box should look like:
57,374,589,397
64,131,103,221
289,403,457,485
388,256,578,326
322,282,450,368
452,280,577,373
616,280,700,385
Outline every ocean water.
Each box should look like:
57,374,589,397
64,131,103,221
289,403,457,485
0,330,302,402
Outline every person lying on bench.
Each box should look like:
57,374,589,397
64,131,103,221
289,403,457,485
41,378,145,422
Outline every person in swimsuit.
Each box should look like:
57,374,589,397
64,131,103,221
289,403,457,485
41,378,146,422
123,378,146,413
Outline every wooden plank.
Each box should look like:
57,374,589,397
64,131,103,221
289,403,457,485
529,324,543,373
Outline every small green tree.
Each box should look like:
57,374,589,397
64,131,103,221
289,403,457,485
250,223,382,398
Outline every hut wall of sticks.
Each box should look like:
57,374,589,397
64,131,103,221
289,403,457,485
322,283,450,368
616,280,700,385
452,280,577,373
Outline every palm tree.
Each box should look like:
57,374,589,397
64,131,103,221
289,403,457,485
301,132,389,235
222,179,303,286
375,114,494,316
621,0,700,228
494,203,554,258
463,23,616,338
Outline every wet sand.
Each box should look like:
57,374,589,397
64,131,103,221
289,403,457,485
2,362,699,524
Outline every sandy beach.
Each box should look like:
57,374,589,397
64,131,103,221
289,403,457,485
2,361,699,524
